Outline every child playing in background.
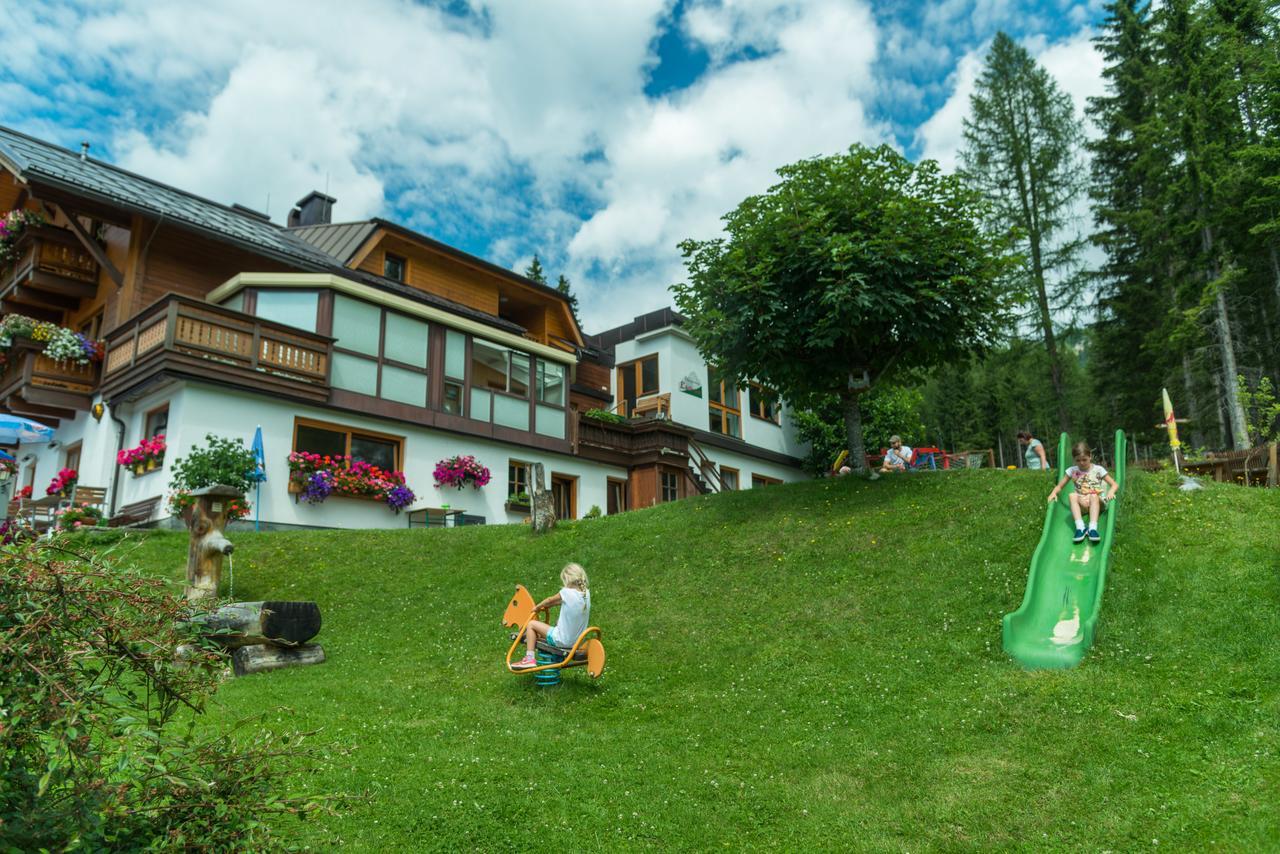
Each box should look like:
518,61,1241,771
512,563,591,669
1048,442,1118,544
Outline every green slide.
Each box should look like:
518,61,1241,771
1002,429,1127,669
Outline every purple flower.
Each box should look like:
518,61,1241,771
385,484,415,513
301,470,334,504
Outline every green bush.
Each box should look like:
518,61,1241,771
583,408,628,425
0,537,321,849
584,505,602,519
169,434,259,513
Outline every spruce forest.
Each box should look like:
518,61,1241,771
918,0,1280,460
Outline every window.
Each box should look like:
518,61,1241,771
22,464,36,492
329,295,429,407
551,474,576,520
443,329,466,415
536,361,566,406
751,474,782,488
145,405,168,439
508,460,530,500
63,442,82,474
749,383,781,424
660,470,680,503
255,290,319,332
708,368,741,438
616,355,658,414
607,478,628,515
471,339,529,396
293,418,402,472
78,310,103,340
384,253,406,282
720,466,739,491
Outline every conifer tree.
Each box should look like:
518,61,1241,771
960,32,1087,433
523,255,546,284
556,274,581,327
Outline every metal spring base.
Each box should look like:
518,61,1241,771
534,649,562,686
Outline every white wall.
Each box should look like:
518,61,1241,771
612,326,808,463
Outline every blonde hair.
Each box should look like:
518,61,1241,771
1071,441,1091,460
561,562,589,593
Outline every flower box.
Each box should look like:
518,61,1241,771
505,499,531,514
287,452,416,512
120,435,166,476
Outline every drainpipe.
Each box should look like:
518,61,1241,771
109,404,127,516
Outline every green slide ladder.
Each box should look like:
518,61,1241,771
1002,429,1127,669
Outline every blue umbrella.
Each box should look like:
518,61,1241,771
0,450,14,462
250,426,266,531
0,414,54,444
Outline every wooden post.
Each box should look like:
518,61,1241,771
182,484,243,601
530,462,556,534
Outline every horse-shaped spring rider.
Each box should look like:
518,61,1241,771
502,584,605,686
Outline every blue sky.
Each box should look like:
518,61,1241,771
0,0,1107,330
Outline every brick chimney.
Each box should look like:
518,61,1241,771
287,191,336,227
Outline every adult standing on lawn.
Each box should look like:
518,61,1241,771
1018,430,1049,471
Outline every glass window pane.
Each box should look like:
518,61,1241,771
536,404,565,439
381,364,427,407
493,393,529,430
537,361,565,405
727,411,741,438
509,353,529,397
445,330,466,379
641,357,658,395
350,434,397,470
472,339,508,391
708,371,722,404
383,312,428,367
724,384,740,409
222,292,244,313
256,290,318,332
709,410,722,433
332,352,378,393
295,424,346,458
470,387,492,421
443,381,463,415
332,294,381,356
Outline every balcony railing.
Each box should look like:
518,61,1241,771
0,226,100,312
0,340,101,416
574,411,691,462
101,295,332,402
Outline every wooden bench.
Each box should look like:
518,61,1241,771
108,496,162,528
70,485,107,509
630,393,671,420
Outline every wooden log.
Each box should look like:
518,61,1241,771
190,601,322,648
232,643,325,677
530,462,556,534
183,484,243,600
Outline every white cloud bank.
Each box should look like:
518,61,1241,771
0,0,1104,331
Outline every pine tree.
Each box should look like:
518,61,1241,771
556,274,581,327
960,32,1088,433
523,255,546,284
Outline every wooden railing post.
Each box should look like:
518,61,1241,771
163,300,180,350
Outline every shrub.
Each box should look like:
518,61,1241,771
169,434,257,515
583,408,628,425
584,505,602,519
0,537,322,849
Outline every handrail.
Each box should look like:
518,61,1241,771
687,436,727,492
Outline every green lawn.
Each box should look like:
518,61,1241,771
113,470,1280,850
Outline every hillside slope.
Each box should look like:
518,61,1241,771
117,471,1280,850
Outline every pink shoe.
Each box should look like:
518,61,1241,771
512,653,536,670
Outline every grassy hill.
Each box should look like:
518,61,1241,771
115,470,1280,850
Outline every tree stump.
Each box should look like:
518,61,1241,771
182,485,242,601
190,601,322,648
530,462,556,534
232,643,326,677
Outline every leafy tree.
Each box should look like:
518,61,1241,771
523,254,547,284
960,31,1088,433
674,144,1012,471
792,385,926,475
556,273,581,327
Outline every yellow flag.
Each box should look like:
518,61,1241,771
1161,388,1182,449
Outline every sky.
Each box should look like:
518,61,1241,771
0,0,1108,333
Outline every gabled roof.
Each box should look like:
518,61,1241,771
288,221,378,264
0,124,336,270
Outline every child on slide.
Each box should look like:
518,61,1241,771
512,563,591,670
1048,442,1118,544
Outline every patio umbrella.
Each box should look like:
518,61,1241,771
250,425,266,531
0,414,54,444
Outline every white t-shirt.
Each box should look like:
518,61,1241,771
1066,464,1108,495
886,446,913,467
549,587,590,647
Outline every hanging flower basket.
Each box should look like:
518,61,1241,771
46,468,78,498
432,455,491,490
118,434,166,476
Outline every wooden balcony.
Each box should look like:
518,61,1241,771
0,226,99,318
0,339,101,424
101,295,333,403
573,411,692,466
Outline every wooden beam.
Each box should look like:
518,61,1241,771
13,286,79,311
54,204,124,286
0,299,62,323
